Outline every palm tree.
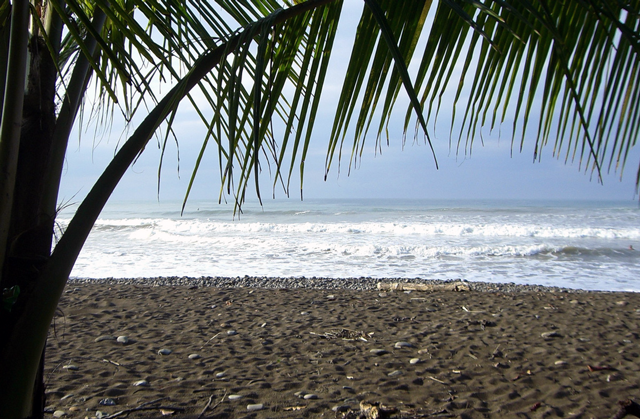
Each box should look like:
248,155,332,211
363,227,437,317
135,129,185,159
0,0,638,417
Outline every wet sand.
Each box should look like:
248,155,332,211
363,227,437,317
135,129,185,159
44,282,640,418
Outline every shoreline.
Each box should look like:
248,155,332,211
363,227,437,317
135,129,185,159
67,276,604,293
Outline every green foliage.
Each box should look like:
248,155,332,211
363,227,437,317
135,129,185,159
43,0,640,210
412,0,640,180
2,285,19,312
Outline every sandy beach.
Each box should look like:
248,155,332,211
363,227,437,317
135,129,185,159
44,280,640,418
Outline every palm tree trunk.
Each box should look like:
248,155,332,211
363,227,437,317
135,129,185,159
1,33,58,419
0,0,29,286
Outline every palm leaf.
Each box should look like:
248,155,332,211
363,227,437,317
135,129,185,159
46,0,640,210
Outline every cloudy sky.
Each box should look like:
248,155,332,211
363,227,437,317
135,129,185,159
57,2,640,207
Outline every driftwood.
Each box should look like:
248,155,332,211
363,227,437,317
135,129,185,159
611,400,640,419
377,282,469,292
309,328,371,341
359,401,398,419
197,390,226,419
101,397,184,419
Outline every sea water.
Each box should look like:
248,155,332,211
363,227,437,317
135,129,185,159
56,199,640,291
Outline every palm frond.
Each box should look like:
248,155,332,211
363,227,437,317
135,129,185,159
45,0,640,208
411,0,640,185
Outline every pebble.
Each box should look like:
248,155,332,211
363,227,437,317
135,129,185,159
327,295,336,300
228,395,243,401
370,349,388,356
216,372,226,378
53,411,66,417
409,358,421,364
294,391,307,398
133,380,149,387
394,341,413,349
62,365,78,371
68,277,585,294
158,348,172,355
332,405,350,412
247,404,264,411
554,360,567,366
188,354,201,360
300,311,309,315
541,331,562,338
116,336,129,344
303,394,318,400
99,398,116,406
607,373,622,382
227,330,238,336
388,370,403,377
95,335,115,343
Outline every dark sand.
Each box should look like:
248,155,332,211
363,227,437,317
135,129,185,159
44,283,640,418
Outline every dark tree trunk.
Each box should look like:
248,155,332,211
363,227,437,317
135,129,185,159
1,35,57,419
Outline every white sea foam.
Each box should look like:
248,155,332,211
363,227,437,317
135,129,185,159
58,199,640,291
70,218,640,241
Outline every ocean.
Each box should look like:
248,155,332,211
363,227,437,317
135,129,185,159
57,199,640,292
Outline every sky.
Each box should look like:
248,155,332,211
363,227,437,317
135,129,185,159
57,2,640,208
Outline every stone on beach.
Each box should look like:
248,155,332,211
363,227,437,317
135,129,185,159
247,403,264,411
188,353,201,360
116,336,129,344
333,405,350,412
394,341,413,349
133,380,149,387
158,348,172,355
370,349,388,355
94,335,115,342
